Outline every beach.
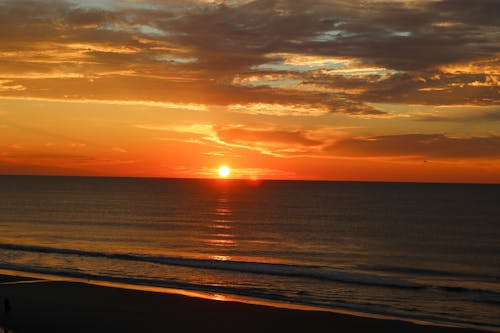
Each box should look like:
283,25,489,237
0,273,490,333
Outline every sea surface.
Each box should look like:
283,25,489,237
0,175,499,331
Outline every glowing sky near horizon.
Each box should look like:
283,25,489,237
0,0,499,183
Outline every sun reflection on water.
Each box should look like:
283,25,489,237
205,190,237,259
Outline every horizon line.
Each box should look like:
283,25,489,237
1,173,498,186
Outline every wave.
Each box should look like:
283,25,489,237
1,262,498,333
362,264,500,282
0,242,422,289
3,242,500,300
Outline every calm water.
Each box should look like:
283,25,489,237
0,176,499,331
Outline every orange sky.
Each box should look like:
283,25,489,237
0,0,499,183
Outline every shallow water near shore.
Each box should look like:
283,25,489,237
0,175,499,331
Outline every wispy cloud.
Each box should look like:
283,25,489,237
227,103,329,117
0,96,207,111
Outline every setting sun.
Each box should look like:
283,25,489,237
218,165,230,178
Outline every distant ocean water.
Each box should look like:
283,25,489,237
0,175,499,331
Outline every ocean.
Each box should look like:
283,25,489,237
0,175,498,331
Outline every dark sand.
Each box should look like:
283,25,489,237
0,274,489,333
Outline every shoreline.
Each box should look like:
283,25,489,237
0,271,494,333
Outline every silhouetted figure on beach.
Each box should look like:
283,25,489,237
4,298,10,316
3,298,11,333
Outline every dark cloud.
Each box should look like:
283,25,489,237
430,0,500,26
359,72,500,106
416,108,500,122
326,134,500,159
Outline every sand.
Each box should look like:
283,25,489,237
0,273,490,333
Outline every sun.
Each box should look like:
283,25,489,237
218,165,230,178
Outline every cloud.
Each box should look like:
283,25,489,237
211,125,342,158
227,103,329,117
112,147,128,153
326,134,500,159
358,71,499,106
0,96,207,111
216,126,323,146
415,107,500,122
136,119,500,161
0,0,497,116
0,80,26,92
